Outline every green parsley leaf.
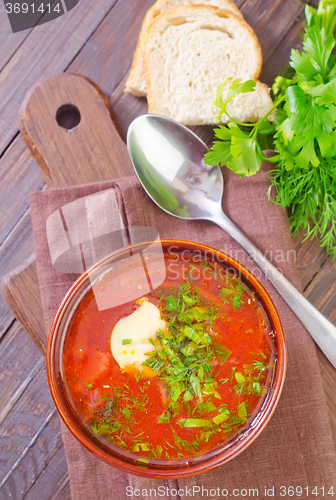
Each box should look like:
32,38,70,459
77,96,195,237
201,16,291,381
165,295,179,312
235,372,245,384
200,431,216,442
233,294,242,309
237,402,248,422
133,443,150,452
253,382,261,395
212,409,230,425
214,343,232,364
253,360,266,372
178,418,213,429
158,412,170,424
122,408,132,422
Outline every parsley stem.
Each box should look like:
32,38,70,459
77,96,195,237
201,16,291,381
250,94,286,141
224,92,285,131
256,94,286,125
224,114,256,127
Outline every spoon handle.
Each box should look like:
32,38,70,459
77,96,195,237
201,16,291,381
214,211,336,369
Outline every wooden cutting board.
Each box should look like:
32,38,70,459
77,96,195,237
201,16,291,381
2,73,134,356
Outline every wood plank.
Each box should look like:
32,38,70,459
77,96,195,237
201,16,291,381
305,258,336,324
68,0,155,99
0,0,120,155
317,346,336,439
109,74,148,140
0,0,60,73
21,446,68,500
234,0,247,7
0,368,61,491
0,446,69,500
294,228,328,291
261,5,307,86
2,259,46,356
1,415,64,499
0,321,43,426
0,137,44,245
0,9,31,74
49,477,71,500
0,395,67,499
240,0,306,62
261,0,319,85
0,209,36,339
302,257,336,439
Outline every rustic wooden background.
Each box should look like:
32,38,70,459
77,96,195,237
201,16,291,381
0,0,335,498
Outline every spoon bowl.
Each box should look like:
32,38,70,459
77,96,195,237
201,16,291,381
127,114,336,369
127,114,223,220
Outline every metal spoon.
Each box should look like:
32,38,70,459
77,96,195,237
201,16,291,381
127,114,336,369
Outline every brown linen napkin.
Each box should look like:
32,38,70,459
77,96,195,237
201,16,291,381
30,166,336,500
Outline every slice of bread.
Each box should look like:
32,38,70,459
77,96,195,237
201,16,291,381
124,0,243,96
143,5,273,125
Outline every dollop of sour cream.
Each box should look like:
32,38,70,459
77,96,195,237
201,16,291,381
110,299,166,375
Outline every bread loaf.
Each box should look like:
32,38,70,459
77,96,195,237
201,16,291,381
142,5,273,125
124,0,243,96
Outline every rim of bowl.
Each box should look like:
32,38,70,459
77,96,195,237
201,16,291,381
46,239,287,479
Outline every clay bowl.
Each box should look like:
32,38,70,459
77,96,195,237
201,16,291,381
47,239,286,478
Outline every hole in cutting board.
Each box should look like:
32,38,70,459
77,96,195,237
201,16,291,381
56,104,81,130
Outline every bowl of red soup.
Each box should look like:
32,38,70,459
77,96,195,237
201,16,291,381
47,239,286,478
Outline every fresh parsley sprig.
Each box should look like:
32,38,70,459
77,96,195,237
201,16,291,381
204,78,282,177
204,0,336,259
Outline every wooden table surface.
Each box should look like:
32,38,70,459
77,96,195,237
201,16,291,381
0,0,335,498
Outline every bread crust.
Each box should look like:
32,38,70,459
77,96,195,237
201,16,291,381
155,0,243,18
144,5,262,80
